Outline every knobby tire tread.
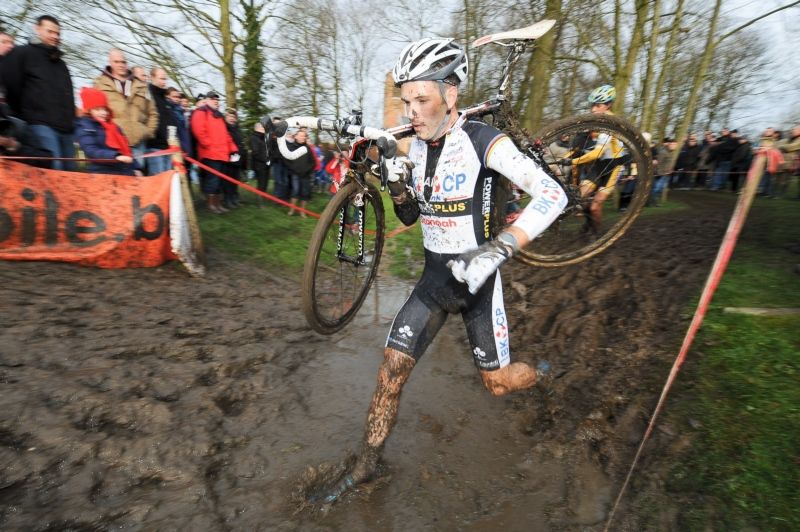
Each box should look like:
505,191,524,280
302,181,385,334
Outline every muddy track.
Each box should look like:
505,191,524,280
0,191,737,530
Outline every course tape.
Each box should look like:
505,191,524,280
184,155,322,219
603,154,767,531
0,147,179,164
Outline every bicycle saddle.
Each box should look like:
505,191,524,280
472,19,556,47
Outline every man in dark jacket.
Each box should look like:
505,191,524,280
165,87,191,155
145,67,178,175
709,128,739,190
223,108,246,209
674,134,702,189
1,16,75,170
250,121,270,207
730,136,753,193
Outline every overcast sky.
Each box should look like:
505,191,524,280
724,0,800,134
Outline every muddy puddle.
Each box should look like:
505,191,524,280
0,191,741,530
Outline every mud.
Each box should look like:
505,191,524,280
0,191,739,530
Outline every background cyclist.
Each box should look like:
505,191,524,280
309,37,567,503
560,85,626,234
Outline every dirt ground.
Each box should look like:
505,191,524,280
0,191,739,531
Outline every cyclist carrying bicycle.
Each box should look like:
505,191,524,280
309,37,567,503
560,85,627,234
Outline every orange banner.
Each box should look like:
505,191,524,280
0,160,177,268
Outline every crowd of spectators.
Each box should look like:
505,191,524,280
1,15,799,217
646,126,800,205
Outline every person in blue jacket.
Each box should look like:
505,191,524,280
75,86,142,176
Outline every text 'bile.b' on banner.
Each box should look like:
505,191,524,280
0,160,177,268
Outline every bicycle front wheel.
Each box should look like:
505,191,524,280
512,113,653,267
302,180,385,334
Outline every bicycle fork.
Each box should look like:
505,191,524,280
335,193,366,265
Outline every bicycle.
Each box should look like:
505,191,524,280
277,19,652,335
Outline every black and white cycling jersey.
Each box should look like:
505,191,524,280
402,116,567,255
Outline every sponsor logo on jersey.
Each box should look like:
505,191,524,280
442,172,467,192
482,176,493,238
494,307,509,358
421,217,457,228
473,346,487,360
420,200,470,217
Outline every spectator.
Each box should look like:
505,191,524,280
777,125,800,199
75,87,141,176
757,128,785,197
283,127,319,217
1,15,76,170
145,67,178,174
190,90,237,214
250,121,270,208
709,127,738,191
674,133,702,189
270,116,290,201
165,87,191,155
0,103,53,168
651,137,677,206
324,149,349,195
131,65,148,84
0,32,13,58
696,130,717,189
729,135,753,193
0,31,14,79
223,107,246,209
94,48,158,165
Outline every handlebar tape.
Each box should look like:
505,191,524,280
281,116,398,158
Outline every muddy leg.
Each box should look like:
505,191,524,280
479,362,539,396
310,348,415,503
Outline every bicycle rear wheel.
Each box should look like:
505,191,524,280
302,180,385,334
511,113,652,267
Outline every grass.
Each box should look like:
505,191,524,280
661,195,800,530
195,180,423,276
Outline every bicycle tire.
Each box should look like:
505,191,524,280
512,113,652,267
302,180,385,334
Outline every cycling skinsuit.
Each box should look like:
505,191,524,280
386,117,567,370
572,113,628,192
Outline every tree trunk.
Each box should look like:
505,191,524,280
637,0,661,125
642,0,685,132
219,0,236,107
613,0,649,115
669,0,723,169
523,0,563,131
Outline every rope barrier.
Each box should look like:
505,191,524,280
184,155,322,219
603,153,767,531
0,147,179,164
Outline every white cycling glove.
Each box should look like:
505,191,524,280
229,153,241,163
448,234,517,294
385,156,415,204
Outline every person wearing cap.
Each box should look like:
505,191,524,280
190,90,238,213
75,86,141,176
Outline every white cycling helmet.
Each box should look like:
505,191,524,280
392,38,468,86
588,84,616,104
